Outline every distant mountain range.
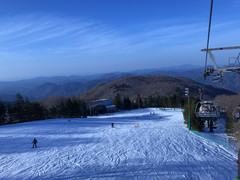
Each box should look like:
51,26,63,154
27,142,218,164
78,75,235,101
0,64,238,102
139,68,239,93
0,73,131,101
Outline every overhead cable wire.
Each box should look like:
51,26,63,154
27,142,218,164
205,0,214,73
203,0,214,100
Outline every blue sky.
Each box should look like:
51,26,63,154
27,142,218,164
0,0,240,81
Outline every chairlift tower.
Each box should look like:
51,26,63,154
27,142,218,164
202,0,240,82
185,88,191,130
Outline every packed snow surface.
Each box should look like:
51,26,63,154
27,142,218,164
0,108,237,179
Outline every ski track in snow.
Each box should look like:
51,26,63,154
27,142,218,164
0,108,237,180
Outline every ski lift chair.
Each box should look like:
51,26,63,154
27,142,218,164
212,73,223,82
195,101,218,118
195,100,218,132
202,47,240,81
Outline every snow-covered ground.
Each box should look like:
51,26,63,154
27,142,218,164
0,108,237,180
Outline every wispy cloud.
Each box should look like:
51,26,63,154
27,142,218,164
0,13,239,60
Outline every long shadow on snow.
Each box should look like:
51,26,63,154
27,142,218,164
46,158,237,180
0,119,106,155
0,111,173,155
90,114,172,123
0,135,102,154
0,111,173,132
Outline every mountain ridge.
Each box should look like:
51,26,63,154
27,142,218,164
78,75,235,102
0,65,238,101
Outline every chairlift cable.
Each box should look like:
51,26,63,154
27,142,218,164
204,0,214,74
202,0,213,100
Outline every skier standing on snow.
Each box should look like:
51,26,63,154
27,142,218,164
32,138,38,148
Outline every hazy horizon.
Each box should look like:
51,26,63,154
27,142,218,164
0,64,203,82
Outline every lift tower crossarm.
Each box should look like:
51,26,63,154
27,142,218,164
201,46,240,51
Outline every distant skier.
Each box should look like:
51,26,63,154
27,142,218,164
32,138,38,148
111,123,114,128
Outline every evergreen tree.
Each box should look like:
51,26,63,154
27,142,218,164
171,94,177,107
49,106,58,119
136,93,143,108
176,94,182,107
156,95,161,107
131,100,138,109
114,93,122,109
143,98,148,108
55,98,87,118
162,96,168,107
0,100,6,125
30,102,46,120
22,98,47,122
80,100,87,117
147,96,154,107
157,96,164,107
123,96,132,110
59,102,67,118
66,98,73,117
23,98,33,121
167,96,172,108
9,93,25,123
183,96,204,131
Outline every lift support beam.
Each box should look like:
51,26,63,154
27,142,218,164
201,46,240,51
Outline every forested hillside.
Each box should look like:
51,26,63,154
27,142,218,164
79,75,235,101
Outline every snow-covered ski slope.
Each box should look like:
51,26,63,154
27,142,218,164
0,108,237,180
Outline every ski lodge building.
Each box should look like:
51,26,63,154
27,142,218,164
88,99,117,115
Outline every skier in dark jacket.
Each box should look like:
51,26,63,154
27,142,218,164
32,138,38,148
